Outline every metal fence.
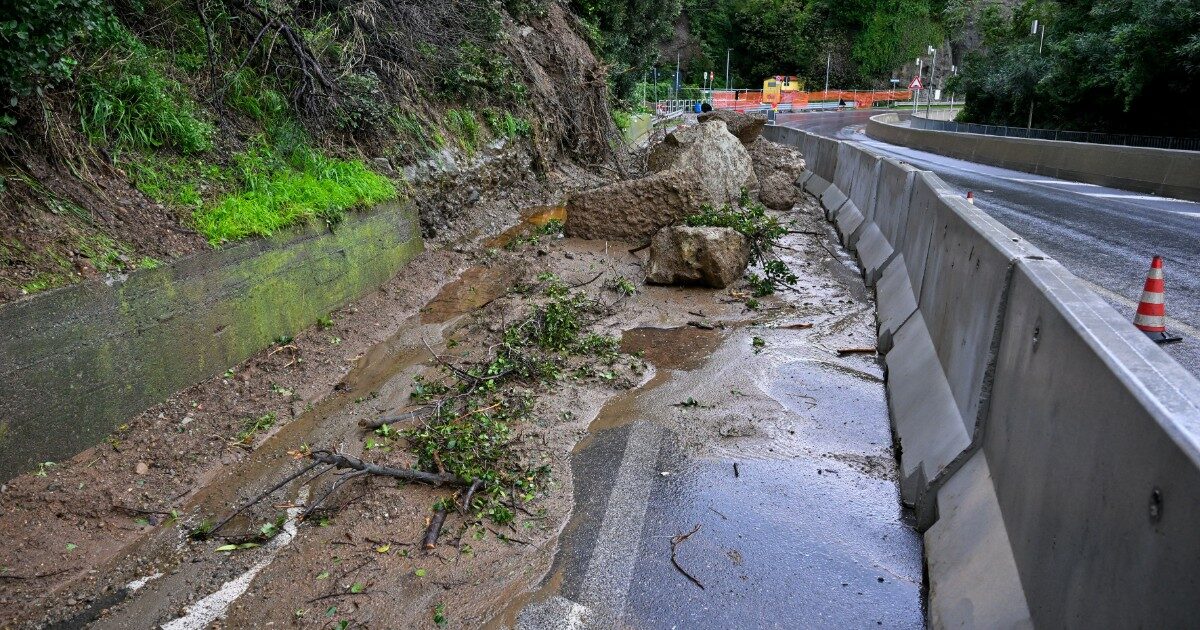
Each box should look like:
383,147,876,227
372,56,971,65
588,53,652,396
910,116,1200,151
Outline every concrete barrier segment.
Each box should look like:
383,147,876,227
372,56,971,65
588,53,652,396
820,184,848,215
874,255,919,355
803,173,832,197
833,199,865,248
924,451,1033,629
885,311,971,507
832,142,860,197
871,159,918,249
794,170,814,189
813,136,841,182
854,223,897,287
916,190,1046,438
976,257,1200,627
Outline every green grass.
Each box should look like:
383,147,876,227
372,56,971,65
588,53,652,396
445,109,482,155
78,21,214,154
484,110,530,139
192,147,397,245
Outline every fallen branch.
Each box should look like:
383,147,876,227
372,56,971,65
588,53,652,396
628,242,651,255
310,450,466,487
422,508,448,550
779,322,813,330
359,405,435,429
207,459,324,537
459,478,484,513
836,347,878,356
670,524,705,590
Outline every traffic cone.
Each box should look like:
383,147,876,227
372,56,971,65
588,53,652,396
1134,256,1182,343
966,191,975,204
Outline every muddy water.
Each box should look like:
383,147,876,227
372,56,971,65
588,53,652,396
485,205,566,249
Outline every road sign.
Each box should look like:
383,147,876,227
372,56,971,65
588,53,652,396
909,76,923,90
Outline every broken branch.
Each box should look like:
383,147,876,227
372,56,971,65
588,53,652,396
310,450,466,487
670,523,705,590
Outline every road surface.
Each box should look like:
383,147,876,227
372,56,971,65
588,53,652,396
779,110,1200,377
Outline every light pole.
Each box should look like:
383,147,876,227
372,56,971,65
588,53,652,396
824,52,831,97
926,45,937,120
725,48,732,90
1028,19,1045,129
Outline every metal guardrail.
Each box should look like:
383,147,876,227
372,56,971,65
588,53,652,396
911,116,1200,151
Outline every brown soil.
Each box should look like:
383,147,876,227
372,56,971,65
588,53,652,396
0,135,826,629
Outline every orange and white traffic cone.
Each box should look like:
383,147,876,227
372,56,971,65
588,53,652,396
966,191,975,204
1134,256,1182,343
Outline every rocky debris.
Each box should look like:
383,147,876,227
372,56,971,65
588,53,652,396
566,122,756,241
747,137,807,211
697,110,767,145
646,226,750,289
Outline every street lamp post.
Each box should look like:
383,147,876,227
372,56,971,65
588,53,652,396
1028,19,1045,129
926,45,937,120
824,52,831,97
913,57,922,115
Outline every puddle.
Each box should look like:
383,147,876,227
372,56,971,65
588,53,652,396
578,326,725,443
485,205,567,248
420,264,512,323
618,326,724,371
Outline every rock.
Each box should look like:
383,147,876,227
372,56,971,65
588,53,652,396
645,226,750,289
371,157,393,173
566,122,756,242
747,137,807,211
135,462,149,475
697,110,767,145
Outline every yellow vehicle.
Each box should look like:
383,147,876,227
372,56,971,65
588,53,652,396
763,75,802,105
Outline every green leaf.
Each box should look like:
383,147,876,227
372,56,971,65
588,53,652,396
214,544,239,552
349,582,364,594
316,571,330,580
414,568,427,577
65,543,77,552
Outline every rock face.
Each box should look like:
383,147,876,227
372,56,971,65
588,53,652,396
566,121,756,242
645,226,750,289
697,110,767,145
747,137,807,211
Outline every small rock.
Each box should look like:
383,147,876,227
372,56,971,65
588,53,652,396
135,462,149,475
372,157,393,173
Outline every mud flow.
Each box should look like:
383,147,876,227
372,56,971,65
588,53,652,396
0,180,921,628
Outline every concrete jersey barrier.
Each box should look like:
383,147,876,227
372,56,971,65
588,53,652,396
866,113,1200,202
767,122,1200,625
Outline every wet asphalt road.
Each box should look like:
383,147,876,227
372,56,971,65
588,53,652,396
779,110,1200,377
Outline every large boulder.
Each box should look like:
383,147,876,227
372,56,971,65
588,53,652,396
645,226,750,289
697,110,767,145
566,121,756,242
747,137,807,211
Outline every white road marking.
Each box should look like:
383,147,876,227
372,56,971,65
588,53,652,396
577,421,663,615
161,486,310,630
1006,178,1100,187
124,572,163,593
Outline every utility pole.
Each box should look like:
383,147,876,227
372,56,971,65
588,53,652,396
1028,20,1045,129
725,48,732,90
824,52,831,97
926,45,937,120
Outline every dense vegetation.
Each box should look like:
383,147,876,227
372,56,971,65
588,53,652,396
947,0,1200,137
679,0,944,89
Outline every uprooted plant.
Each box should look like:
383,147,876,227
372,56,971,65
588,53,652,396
198,273,623,548
684,192,797,297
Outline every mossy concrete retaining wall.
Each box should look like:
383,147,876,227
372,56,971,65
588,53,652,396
0,203,422,480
